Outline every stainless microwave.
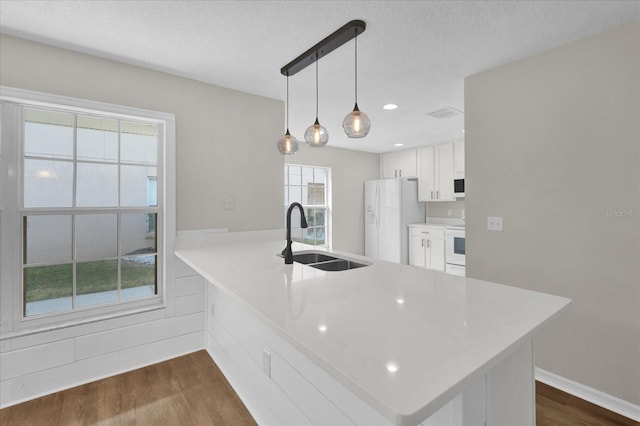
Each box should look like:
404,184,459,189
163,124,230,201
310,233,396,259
454,179,465,197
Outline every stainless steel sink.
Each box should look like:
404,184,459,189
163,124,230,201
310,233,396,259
307,259,368,271
279,250,370,271
292,252,337,264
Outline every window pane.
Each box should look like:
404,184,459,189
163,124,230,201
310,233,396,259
289,186,301,204
121,121,158,165
307,208,326,227
24,159,73,208
121,213,156,256
76,260,118,307
25,215,72,264
147,177,158,206
24,264,72,316
122,255,156,300
76,162,118,207
77,115,118,162
314,168,326,185
24,108,73,160
288,166,301,186
121,165,157,207
75,214,117,261
308,182,325,205
302,167,314,186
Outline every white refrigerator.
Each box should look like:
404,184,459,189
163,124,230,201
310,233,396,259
364,179,425,264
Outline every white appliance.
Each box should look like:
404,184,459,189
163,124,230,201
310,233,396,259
445,226,466,276
365,179,425,264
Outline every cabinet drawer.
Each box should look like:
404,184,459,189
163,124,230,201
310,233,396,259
409,226,444,239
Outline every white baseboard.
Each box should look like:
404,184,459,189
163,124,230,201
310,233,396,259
535,368,640,422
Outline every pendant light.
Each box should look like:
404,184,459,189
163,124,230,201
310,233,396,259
277,74,299,155
342,29,370,138
304,54,329,147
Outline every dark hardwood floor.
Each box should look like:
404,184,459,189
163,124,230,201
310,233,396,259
1,350,637,425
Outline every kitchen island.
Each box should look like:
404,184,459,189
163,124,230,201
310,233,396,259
175,230,570,426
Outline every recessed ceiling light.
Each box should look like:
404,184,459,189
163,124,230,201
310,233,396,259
462,129,465,133
394,143,404,147
385,362,399,373
383,104,398,110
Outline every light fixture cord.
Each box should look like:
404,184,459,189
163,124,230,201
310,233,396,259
286,74,290,129
354,30,358,104
315,53,319,119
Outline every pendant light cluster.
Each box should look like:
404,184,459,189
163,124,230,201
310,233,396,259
277,20,370,155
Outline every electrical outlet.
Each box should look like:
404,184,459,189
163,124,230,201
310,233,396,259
487,216,503,232
262,350,271,378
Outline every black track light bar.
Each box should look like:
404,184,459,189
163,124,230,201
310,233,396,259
280,20,366,76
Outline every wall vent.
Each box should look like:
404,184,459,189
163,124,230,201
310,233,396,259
426,107,463,119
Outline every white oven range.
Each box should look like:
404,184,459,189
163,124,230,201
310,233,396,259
445,226,465,276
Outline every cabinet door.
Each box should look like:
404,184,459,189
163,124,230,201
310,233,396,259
417,146,436,201
381,152,398,179
428,238,446,271
409,234,426,268
454,140,465,179
436,143,455,201
398,149,417,178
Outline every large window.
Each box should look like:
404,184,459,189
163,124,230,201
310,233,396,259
284,164,330,246
0,91,172,325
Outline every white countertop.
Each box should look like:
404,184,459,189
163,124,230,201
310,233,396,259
175,232,570,426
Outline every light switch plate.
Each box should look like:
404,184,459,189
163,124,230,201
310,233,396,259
487,216,503,231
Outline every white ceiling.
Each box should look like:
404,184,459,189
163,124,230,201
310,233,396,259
1,1,638,153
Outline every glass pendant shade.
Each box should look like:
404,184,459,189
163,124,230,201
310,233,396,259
277,129,299,154
305,118,329,147
343,103,371,138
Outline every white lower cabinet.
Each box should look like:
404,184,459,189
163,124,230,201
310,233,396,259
409,225,445,272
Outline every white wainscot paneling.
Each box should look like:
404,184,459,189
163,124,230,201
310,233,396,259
8,308,166,351
0,339,74,380
270,351,355,425
175,275,205,297
175,293,205,316
175,257,198,278
75,312,204,360
0,338,11,353
1,331,202,408
207,319,311,426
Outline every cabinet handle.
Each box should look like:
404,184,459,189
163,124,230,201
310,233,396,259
431,191,434,199
399,169,402,177
427,239,430,248
421,238,424,247
395,169,398,178
436,190,439,199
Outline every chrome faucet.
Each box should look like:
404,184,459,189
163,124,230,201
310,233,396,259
282,202,308,264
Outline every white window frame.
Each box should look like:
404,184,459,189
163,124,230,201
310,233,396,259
0,87,176,333
284,163,332,248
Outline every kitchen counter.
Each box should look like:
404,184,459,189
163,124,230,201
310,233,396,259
175,231,570,425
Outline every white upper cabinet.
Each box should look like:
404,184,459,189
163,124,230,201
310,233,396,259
454,140,465,179
380,149,417,179
417,146,436,201
418,142,455,202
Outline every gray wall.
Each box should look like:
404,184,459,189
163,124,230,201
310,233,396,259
289,144,380,255
465,21,639,404
0,34,284,232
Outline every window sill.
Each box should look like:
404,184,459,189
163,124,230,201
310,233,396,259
0,303,165,341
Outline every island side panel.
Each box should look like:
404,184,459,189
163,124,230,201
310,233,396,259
485,339,535,426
